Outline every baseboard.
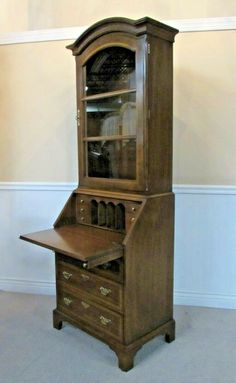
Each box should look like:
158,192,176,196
174,290,236,309
0,278,56,296
0,17,236,45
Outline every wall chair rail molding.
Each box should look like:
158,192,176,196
0,182,77,191
1,182,236,194
173,184,236,196
0,17,236,46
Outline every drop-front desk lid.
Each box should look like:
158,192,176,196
20,225,124,269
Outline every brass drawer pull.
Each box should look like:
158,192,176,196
81,301,90,309
99,315,112,326
81,273,90,281
62,271,72,280
63,297,72,306
99,286,112,296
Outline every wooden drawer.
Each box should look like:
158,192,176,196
76,194,91,224
125,202,141,231
125,201,141,214
57,260,123,312
57,283,123,340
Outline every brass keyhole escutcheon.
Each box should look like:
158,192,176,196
62,271,72,280
100,286,111,296
81,301,90,309
99,315,112,326
63,297,72,306
81,273,90,281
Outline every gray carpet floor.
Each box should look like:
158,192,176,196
0,291,236,383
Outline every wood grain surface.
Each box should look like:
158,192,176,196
20,225,124,267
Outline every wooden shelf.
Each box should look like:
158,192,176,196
83,135,136,142
81,88,136,101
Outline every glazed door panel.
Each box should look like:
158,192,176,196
76,33,147,191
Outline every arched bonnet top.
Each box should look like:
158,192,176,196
67,17,178,56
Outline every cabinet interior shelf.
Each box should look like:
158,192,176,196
81,88,136,101
83,135,136,142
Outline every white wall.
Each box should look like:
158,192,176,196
174,187,236,308
1,183,236,309
1,10,236,309
0,185,69,295
1,0,236,33
1,26,236,183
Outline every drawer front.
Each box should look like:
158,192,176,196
57,260,123,312
76,195,91,225
57,284,123,340
125,212,136,230
125,202,141,231
125,201,141,215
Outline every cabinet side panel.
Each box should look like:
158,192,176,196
124,194,174,344
54,192,76,227
147,36,174,193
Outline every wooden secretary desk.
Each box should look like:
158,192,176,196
20,17,178,371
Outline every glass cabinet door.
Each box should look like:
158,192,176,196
82,47,137,180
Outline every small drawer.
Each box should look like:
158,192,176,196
57,260,123,312
57,284,123,340
76,195,91,224
125,202,141,214
125,212,137,231
77,194,90,205
125,202,141,231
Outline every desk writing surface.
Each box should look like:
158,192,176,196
20,225,124,267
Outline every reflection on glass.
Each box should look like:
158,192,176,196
86,93,136,137
86,47,135,95
87,139,136,179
